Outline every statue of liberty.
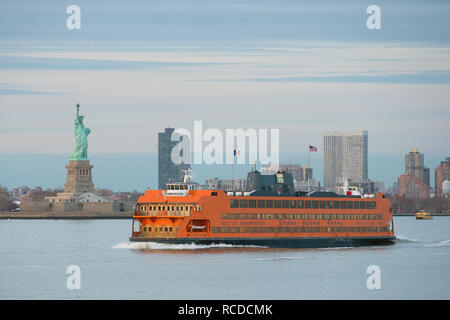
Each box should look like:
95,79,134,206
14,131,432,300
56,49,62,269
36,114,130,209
70,103,91,161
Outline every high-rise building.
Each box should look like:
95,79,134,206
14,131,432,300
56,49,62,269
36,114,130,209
397,174,430,199
343,130,368,184
323,132,343,190
405,148,429,186
158,128,190,189
324,130,368,190
435,157,450,197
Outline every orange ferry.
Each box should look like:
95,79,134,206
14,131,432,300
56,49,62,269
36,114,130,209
130,170,395,248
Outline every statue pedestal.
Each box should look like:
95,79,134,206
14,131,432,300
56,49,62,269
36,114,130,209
64,160,95,193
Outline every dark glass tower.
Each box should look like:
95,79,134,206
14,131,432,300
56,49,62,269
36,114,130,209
158,128,190,189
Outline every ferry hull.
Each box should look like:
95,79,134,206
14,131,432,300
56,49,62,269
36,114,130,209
129,236,396,248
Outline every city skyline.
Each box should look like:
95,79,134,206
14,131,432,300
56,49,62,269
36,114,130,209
1,149,448,193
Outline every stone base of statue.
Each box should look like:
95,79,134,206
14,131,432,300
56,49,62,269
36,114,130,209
64,160,95,193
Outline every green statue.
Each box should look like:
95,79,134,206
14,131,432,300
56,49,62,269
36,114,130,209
70,103,91,161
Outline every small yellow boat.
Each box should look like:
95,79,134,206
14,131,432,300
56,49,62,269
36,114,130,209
416,210,433,220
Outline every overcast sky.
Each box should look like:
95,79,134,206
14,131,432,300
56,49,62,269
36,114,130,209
0,1,449,189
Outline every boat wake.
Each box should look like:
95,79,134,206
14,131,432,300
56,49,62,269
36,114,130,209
395,235,420,243
112,242,267,250
424,240,450,247
256,256,304,262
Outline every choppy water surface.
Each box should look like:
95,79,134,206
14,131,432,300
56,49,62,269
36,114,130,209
0,217,449,299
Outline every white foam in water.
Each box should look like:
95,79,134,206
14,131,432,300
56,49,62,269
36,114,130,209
112,242,267,250
395,235,420,243
424,240,450,247
256,256,304,262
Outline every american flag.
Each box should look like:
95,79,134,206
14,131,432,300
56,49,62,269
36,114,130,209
309,145,318,152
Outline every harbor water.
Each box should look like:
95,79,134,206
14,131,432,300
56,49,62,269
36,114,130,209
0,216,449,299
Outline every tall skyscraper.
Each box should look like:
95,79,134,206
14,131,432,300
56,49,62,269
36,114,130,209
405,148,430,187
435,157,450,197
324,130,368,190
343,130,368,184
158,128,190,189
405,148,424,180
323,132,343,190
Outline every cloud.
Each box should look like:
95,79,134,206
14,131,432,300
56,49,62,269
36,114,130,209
203,71,450,84
0,83,63,95
0,55,229,70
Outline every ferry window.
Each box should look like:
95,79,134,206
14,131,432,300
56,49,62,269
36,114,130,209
149,227,152,231
239,199,248,208
290,200,297,208
305,200,311,208
158,206,161,211
333,201,340,209
274,200,281,208
257,200,265,208
341,202,347,209
249,200,256,208
319,201,326,209
230,199,239,208
164,227,168,232
371,202,377,209
327,201,332,209
169,227,173,232
143,227,147,231
282,200,289,208
298,200,304,208
347,201,353,209
159,227,163,231
312,201,318,209
353,202,359,209
360,202,365,209
266,200,273,208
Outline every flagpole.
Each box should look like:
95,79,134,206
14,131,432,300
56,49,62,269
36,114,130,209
232,153,234,191
307,146,310,193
